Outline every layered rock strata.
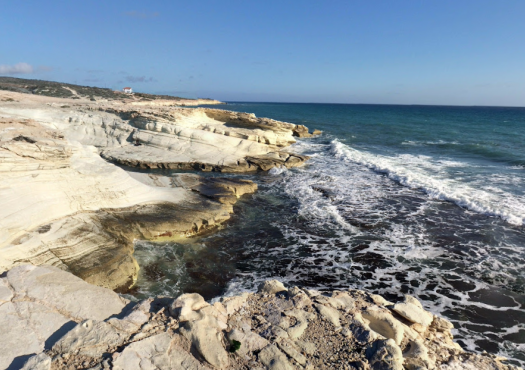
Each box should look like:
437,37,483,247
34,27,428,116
0,90,318,291
0,90,317,173
2,267,519,370
0,118,257,290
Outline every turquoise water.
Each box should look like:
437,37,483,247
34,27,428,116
130,103,525,365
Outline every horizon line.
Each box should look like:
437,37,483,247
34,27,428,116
1,76,523,109
223,100,525,109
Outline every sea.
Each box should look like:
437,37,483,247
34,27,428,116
127,103,525,366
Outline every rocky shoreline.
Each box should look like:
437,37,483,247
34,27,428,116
0,89,317,293
0,86,520,369
1,265,520,370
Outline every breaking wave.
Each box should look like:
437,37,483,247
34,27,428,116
330,139,525,225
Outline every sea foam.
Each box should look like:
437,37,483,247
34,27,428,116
330,139,525,225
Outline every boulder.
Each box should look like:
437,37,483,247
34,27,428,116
392,295,434,328
169,293,210,321
258,280,288,295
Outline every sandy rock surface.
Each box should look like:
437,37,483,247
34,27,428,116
2,272,519,370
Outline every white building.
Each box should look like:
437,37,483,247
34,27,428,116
123,87,133,94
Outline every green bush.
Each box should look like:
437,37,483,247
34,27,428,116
229,340,241,353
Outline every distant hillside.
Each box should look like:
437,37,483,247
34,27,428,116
0,77,186,101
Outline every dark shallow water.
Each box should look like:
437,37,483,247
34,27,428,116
126,103,525,366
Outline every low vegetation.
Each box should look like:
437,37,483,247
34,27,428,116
0,77,186,101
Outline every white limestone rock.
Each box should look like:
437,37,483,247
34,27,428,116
392,295,434,328
170,293,210,321
366,339,404,370
284,309,315,339
314,303,342,329
258,280,288,295
20,353,52,370
222,293,250,316
113,332,211,370
227,328,269,355
0,264,126,370
403,339,435,370
362,307,405,345
258,344,294,370
179,311,230,369
276,338,307,366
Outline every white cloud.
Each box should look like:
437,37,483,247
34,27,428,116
0,62,34,75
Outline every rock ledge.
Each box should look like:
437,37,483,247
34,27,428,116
1,270,520,370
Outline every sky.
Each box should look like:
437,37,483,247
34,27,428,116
1,0,524,106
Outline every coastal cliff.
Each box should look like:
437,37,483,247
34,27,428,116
0,87,516,370
1,265,519,370
0,89,316,292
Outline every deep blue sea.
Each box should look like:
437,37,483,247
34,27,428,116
129,103,525,365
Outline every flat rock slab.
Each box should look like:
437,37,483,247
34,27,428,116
0,264,126,370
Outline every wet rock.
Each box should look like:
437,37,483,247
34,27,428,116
292,124,315,138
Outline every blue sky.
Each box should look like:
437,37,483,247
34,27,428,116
1,0,524,105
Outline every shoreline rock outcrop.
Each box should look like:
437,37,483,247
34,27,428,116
1,267,520,370
0,90,317,292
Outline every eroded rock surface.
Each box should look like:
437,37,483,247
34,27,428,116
0,90,314,292
3,273,519,370
0,265,127,370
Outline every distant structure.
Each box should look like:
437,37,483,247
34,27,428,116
122,87,133,94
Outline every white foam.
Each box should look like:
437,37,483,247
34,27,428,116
268,166,288,176
330,139,525,225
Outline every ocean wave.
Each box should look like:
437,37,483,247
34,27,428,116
330,140,525,225
401,140,460,146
